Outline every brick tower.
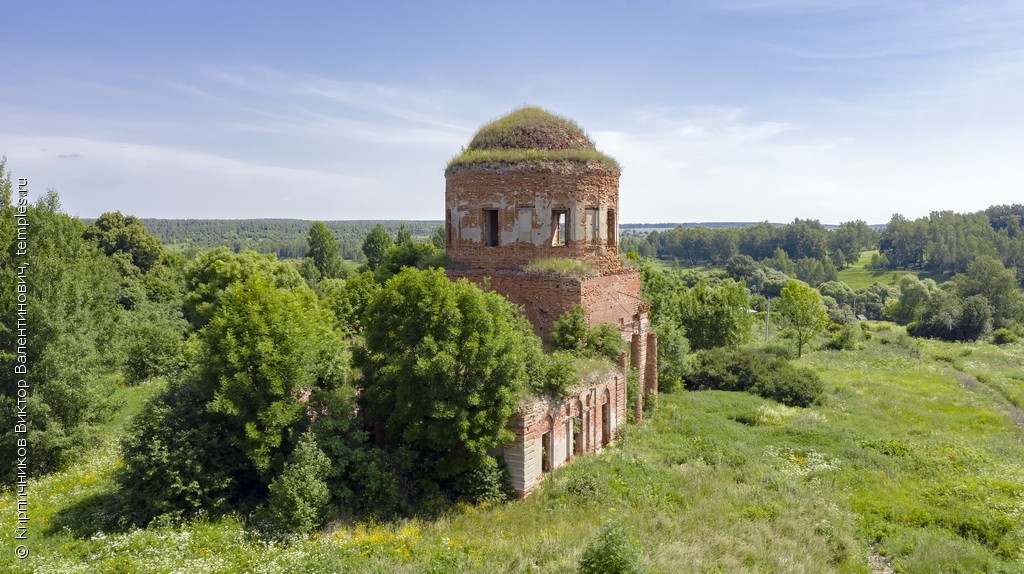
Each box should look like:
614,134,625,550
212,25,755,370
445,105,657,428
444,107,657,494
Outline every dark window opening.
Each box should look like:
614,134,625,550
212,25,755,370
551,209,568,246
445,209,453,246
541,430,552,472
602,403,611,446
565,420,573,462
607,209,616,247
573,416,583,455
484,209,499,246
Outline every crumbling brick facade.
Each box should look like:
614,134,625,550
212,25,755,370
444,109,657,495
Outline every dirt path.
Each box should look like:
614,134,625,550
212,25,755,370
950,370,1024,426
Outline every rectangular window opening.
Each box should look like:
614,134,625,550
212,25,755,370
606,209,616,247
602,403,611,445
573,416,583,455
551,209,568,247
484,209,499,247
541,431,552,473
565,420,573,462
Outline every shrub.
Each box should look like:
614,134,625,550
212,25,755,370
118,381,244,525
992,328,1018,345
552,305,627,361
450,454,513,505
579,521,643,574
587,322,627,361
823,322,862,351
552,304,589,353
266,431,331,534
758,340,794,360
685,348,823,407
122,303,187,384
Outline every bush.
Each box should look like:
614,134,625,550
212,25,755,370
266,431,331,534
118,381,244,525
450,454,513,505
122,304,187,384
552,305,589,353
822,322,862,351
552,305,627,361
587,322,627,361
579,521,643,574
992,328,1018,345
685,348,824,407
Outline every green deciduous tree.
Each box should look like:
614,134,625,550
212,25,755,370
182,247,305,329
83,210,164,274
307,221,344,280
776,280,829,358
266,431,331,534
675,279,752,350
197,274,347,479
356,268,535,479
953,256,1023,328
0,190,120,481
361,224,393,270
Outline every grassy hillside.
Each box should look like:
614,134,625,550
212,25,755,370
838,251,947,290
4,329,1023,573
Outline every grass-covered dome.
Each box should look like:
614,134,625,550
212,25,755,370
447,106,620,173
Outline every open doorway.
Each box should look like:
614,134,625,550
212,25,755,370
484,209,499,246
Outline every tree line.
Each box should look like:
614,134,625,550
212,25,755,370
621,219,879,282
877,206,1024,284
133,218,443,262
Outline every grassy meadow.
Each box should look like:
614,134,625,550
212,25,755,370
836,251,948,290
3,327,1024,573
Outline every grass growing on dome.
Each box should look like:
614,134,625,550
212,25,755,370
447,106,621,172
446,148,621,173
467,106,596,151
525,258,596,278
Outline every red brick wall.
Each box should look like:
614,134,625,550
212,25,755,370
446,164,621,273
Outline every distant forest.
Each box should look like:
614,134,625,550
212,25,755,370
621,205,1024,286
128,219,444,262
128,206,1024,288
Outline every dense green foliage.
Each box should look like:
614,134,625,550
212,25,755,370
1,190,119,480
685,348,824,407
119,261,348,525
776,280,829,358
134,218,442,261
361,223,393,270
181,247,305,329
551,304,627,361
879,207,1024,282
356,269,538,481
625,219,877,275
306,221,345,279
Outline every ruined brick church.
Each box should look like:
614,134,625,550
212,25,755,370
444,107,657,495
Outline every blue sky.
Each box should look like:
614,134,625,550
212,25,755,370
2,1,1022,223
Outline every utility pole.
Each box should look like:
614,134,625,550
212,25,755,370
765,296,771,340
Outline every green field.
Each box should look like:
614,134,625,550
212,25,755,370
4,329,1024,573
837,251,947,290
